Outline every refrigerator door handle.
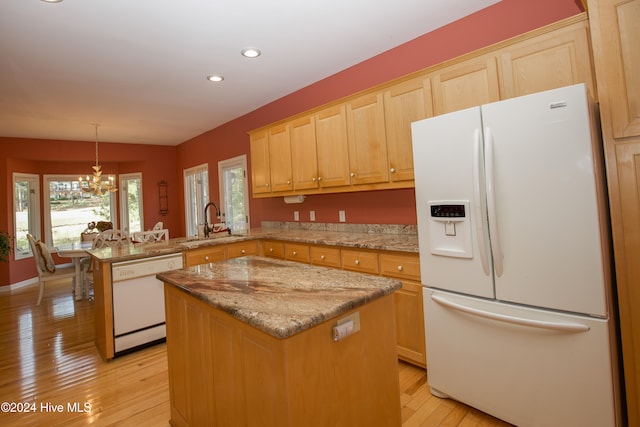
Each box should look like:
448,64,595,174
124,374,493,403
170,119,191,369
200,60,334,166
484,126,504,276
473,129,490,276
431,294,590,333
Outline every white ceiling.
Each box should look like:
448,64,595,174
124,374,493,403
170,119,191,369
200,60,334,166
0,0,499,146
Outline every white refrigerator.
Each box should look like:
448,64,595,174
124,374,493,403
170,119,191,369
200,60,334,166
411,84,621,427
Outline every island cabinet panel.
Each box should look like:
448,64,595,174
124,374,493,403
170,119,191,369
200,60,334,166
309,245,341,268
183,245,225,267
249,130,271,194
93,259,115,360
290,114,319,191
262,239,285,259
164,284,401,427
497,21,595,100
383,76,433,183
346,92,390,185
315,105,351,188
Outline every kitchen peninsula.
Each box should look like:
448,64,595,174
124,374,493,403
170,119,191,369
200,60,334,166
159,256,402,427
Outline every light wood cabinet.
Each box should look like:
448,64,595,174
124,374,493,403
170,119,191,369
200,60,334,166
588,1,640,423
262,239,285,259
315,105,351,188
341,249,379,275
284,242,310,263
290,115,319,191
249,130,271,194
309,245,341,268
498,21,596,99
431,55,500,115
183,245,226,267
165,284,401,427
346,92,389,185
379,252,425,367
268,124,293,193
383,76,433,182
225,240,259,259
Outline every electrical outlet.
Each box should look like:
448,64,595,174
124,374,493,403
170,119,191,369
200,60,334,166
310,211,316,221
294,211,299,221
339,210,346,222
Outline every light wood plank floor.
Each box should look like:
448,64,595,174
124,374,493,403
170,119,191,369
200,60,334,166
0,278,511,426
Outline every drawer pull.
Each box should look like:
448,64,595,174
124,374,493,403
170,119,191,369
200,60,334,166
241,249,246,254
397,265,403,271
320,255,326,260
292,251,298,256
390,167,396,173
204,255,209,261
269,248,274,252
355,259,360,265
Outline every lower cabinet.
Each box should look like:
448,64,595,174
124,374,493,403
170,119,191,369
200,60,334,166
183,246,226,267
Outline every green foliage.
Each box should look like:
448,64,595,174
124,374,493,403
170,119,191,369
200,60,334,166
0,231,11,263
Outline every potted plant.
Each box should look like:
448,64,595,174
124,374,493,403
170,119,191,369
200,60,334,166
0,231,11,263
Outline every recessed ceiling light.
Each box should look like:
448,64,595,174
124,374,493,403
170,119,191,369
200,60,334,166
41,0,64,3
206,75,224,82
241,48,261,58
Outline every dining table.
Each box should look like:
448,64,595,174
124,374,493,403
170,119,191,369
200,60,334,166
57,241,93,300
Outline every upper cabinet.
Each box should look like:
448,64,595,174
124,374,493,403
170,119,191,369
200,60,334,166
431,55,500,115
249,130,270,194
497,21,596,100
249,15,594,198
346,92,389,185
383,76,433,183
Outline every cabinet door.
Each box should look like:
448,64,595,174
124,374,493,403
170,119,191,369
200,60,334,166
263,240,285,259
431,55,500,116
184,246,226,267
249,130,271,194
588,0,640,138
268,124,293,192
384,76,433,182
284,242,310,263
290,115,319,191
346,92,389,185
226,241,259,259
498,23,595,100
315,105,351,188
393,280,426,368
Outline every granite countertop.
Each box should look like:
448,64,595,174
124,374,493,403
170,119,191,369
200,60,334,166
89,223,419,263
158,256,402,339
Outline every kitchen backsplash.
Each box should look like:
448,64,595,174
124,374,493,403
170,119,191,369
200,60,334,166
261,221,417,235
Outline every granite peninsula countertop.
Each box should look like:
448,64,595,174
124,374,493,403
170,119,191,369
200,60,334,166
157,256,402,339
88,223,419,263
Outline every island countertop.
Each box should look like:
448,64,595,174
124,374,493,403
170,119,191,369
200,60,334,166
157,256,402,339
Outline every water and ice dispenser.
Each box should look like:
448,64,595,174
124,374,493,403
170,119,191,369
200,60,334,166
427,201,472,258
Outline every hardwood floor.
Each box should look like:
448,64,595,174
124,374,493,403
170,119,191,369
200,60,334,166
0,278,511,426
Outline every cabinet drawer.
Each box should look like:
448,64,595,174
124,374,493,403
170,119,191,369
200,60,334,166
341,249,379,274
184,246,226,267
379,253,421,281
309,245,341,268
284,243,310,263
226,241,259,259
263,240,285,259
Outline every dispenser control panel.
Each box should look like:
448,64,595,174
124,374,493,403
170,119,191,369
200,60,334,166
427,201,472,258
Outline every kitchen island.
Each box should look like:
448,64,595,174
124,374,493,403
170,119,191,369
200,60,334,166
158,256,402,427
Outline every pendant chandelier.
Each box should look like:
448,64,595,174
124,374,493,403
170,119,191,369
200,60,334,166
79,124,117,196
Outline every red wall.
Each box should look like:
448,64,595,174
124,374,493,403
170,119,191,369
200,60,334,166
176,0,584,229
1,138,179,285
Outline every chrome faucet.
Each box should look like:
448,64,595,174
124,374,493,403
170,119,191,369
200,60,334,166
203,202,220,238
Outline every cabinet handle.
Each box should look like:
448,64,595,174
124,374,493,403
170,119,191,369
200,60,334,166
320,255,326,260
355,259,360,265
318,177,322,181
287,180,291,184
292,251,298,256
266,183,270,187
269,248,274,253
390,168,396,173
204,255,209,261
312,177,317,182
397,265,403,271
241,249,246,254
350,172,355,177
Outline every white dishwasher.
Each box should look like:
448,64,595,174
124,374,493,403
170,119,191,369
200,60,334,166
111,253,183,356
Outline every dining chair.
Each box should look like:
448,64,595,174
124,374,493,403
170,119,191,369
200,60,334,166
26,234,76,306
81,229,130,298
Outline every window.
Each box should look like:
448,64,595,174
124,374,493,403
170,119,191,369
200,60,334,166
184,164,209,238
13,173,40,259
44,175,117,247
120,173,143,236
218,155,250,233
